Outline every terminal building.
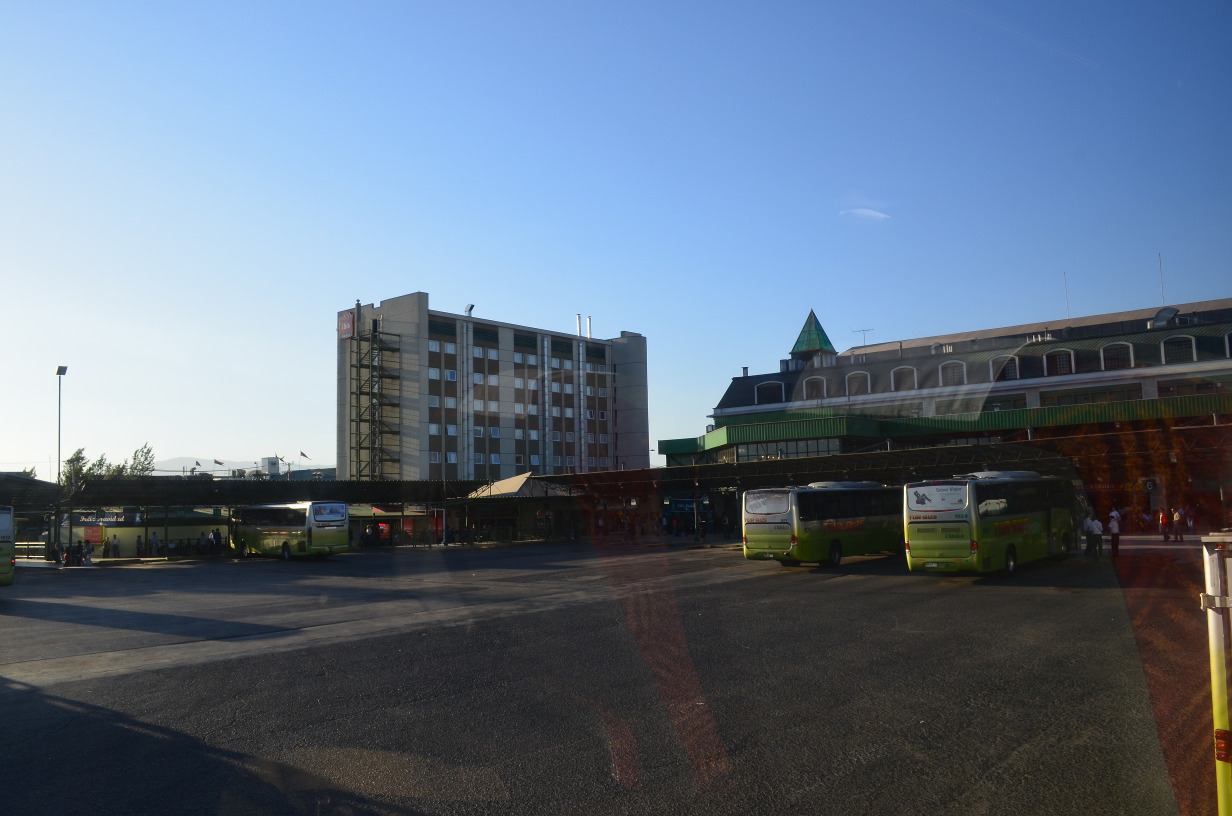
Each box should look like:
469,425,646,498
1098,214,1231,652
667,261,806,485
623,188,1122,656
659,297,1232,524
336,292,650,482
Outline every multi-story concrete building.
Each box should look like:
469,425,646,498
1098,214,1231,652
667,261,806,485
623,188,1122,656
337,292,649,481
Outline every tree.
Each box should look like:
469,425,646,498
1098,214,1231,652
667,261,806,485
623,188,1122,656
61,448,88,489
130,443,155,477
21,466,36,479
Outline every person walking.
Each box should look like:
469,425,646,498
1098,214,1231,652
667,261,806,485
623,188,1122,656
1083,512,1103,559
1173,508,1185,542
1158,509,1170,542
1107,513,1120,558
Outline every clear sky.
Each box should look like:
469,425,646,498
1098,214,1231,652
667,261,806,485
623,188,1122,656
3,1,1229,477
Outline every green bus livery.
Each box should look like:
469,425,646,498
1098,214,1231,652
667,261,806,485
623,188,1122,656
231,502,350,560
904,471,1080,575
742,482,903,567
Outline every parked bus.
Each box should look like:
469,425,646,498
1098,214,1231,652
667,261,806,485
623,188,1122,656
903,471,1081,575
742,482,903,567
0,506,14,586
231,502,350,560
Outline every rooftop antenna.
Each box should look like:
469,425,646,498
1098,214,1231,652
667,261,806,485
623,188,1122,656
853,328,874,346
1158,253,1166,305
1063,271,1071,318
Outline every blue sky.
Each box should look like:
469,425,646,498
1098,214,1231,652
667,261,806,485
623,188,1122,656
2,0,1229,476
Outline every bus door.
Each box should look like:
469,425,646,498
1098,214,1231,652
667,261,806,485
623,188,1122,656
905,482,973,570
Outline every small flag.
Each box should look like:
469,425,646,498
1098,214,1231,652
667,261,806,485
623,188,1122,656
214,459,224,466
300,451,310,459
195,461,201,467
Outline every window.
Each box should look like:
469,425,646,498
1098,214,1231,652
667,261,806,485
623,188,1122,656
586,409,595,419
490,427,500,438
428,423,440,435
553,456,563,466
1162,336,1196,364
514,428,524,440
514,377,524,389
565,407,574,418
515,454,524,465
890,368,916,392
488,348,499,360
552,406,561,417
446,452,457,464
992,356,1019,381
515,403,525,415
444,342,456,355
599,433,608,443
587,433,594,443
488,374,499,386
446,424,457,436
490,453,500,464
566,456,575,466
428,368,440,380
600,457,609,467
473,373,484,385
530,454,540,466
445,369,457,381
564,360,573,370
445,396,457,409
474,426,484,437
552,382,561,393
564,384,574,394
429,395,440,408
1100,343,1133,371
566,431,575,442
755,381,785,404
529,379,539,390
939,362,966,386
529,404,539,415
529,430,539,441
475,453,484,464
598,387,607,397
587,457,596,467
552,431,562,441
473,347,484,358
846,372,870,396
551,358,561,369
527,354,537,365
429,451,440,463
598,411,607,420
1045,350,1074,376
804,377,826,399
585,386,594,396
428,340,440,352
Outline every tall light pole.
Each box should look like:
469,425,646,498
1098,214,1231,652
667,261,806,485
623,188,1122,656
55,365,67,561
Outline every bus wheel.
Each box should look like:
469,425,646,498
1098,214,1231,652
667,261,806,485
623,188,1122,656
281,542,291,561
827,541,842,568
1004,546,1018,576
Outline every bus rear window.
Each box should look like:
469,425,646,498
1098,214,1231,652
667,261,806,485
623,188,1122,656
906,483,968,513
744,491,790,515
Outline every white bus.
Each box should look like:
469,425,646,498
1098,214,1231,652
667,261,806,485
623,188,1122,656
231,502,350,559
904,471,1081,575
743,482,903,567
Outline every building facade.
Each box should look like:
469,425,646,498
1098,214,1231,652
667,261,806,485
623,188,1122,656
337,292,649,481
660,298,1232,522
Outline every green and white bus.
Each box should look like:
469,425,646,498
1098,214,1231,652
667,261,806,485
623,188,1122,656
0,506,14,586
742,482,903,567
231,502,350,560
904,471,1081,575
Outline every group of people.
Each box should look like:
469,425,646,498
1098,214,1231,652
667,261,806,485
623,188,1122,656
1082,510,1121,559
1156,507,1195,542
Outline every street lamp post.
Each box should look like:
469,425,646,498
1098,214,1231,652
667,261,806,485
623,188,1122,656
54,365,67,562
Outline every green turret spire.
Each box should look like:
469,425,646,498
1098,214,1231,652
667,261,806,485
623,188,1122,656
791,310,835,355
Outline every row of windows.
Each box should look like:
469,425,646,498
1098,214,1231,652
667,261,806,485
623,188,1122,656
429,423,612,438
426,340,609,372
765,334,1218,403
427,451,610,467
427,368,608,391
427,393,609,417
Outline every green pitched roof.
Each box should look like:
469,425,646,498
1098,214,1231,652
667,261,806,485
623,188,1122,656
791,310,836,355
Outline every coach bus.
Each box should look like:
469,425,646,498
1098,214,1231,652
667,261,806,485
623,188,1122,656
903,471,1080,575
231,502,350,560
0,506,14,586
742,482,903,567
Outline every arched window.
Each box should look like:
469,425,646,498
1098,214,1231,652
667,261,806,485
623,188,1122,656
939,361,966,386
1100,342,1134,371
845,372,871,396
755,381,785,404
803,377,827,400
1162,335,1196,365
991,355,1019,381
1044,349,1074,376
891,367,917,392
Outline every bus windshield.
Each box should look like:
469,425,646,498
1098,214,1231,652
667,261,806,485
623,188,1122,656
744,491,790,515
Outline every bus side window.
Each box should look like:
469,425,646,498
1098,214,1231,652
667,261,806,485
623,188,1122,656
798,492,817,522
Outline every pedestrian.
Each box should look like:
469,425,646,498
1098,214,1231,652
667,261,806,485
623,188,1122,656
1173,508,1185,542
1158,509,1170,542
1186,508,1196,539
1083,512,1103,558
1107,513,1120,558
135,535,144,557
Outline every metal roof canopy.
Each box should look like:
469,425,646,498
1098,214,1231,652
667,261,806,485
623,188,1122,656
61,478,487,510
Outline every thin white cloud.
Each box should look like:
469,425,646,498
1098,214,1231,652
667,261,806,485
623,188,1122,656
839,208,892,221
